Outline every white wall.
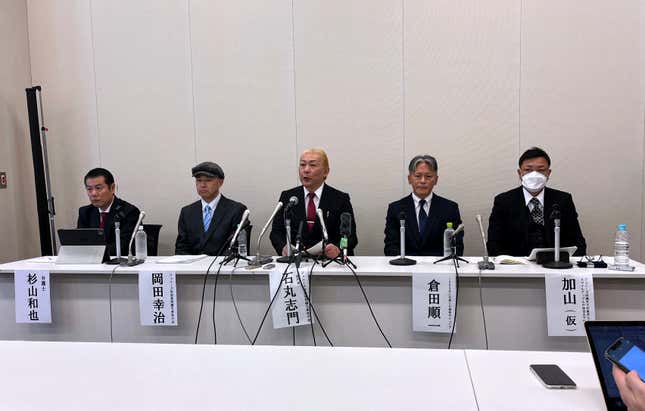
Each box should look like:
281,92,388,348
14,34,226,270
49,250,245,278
0,0,38,263
16,0,645,259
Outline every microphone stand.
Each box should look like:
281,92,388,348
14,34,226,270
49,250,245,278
106,221,128,265
434,233,468,268
542,209,572,269
389,219,416,266
221,222,253,266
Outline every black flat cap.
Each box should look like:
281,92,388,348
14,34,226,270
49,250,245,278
192,161,225,179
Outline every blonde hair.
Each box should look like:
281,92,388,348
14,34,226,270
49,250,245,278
300,148,330,170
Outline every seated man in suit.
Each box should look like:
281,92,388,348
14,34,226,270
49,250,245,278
487,147,586,256
270,148,358,258
384,155,463,256
77,168,140,256
175,161,247,256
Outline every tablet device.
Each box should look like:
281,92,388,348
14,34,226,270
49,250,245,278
585,321,645,411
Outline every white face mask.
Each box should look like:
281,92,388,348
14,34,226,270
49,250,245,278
521,171,547,193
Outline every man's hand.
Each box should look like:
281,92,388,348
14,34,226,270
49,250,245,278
613,365,645,411
325,244,341,259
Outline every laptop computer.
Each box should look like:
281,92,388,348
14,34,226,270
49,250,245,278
57,228,107,264
585,321,645,411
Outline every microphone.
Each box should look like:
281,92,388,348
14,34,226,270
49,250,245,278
295,220,304,252
127,211,146,265
475,215,494,270
249,202,283,266
285,196,298,211
229,209,251,249
550,203,561,220
452,223,465,237
389,211,416,266
316,208,329,242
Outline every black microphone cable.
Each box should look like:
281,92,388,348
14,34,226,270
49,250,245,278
251,261,292,345
228,265,252,344
345,263,392,348
294,261,334,346
448,257,461,349
477,268,489,350
194,227,239,344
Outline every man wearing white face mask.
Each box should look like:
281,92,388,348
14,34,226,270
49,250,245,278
486,147,586,256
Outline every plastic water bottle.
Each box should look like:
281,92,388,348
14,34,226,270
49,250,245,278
443,222,454,256
614,224,629,267
237,230,248,258
135,226,148,261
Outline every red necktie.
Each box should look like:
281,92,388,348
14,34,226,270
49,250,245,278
99,212,107,229
306,192,316,232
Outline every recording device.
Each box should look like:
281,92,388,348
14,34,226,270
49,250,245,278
389,211,416,266
249,201,282,266
339,212,352,262
126,211,146,266
229,209,251,249
475,215,494,270
605,337,645,381
542,204,572,269
529,364,577,389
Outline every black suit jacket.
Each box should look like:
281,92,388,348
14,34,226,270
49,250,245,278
384,194,464,256
487,186,587,257
77,196,140,256
175,195,247,256
270,184,358,255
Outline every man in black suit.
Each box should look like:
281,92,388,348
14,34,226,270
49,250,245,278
384,155,464,256
487,147,586,256
270,148,358,258
77,168,140,256
175,162,247,256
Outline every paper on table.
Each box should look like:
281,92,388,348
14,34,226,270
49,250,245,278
157,255,208,264
494,255,527,265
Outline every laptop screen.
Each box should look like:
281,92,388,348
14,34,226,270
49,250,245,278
585,321,645,411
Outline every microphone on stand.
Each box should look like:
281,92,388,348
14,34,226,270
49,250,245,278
475,215,494,270
126,211,146,266
389,211,416,266
249,202,282,267
229,209,251,250
276,197,298,264
294,220,304,268
339,212,352,263
316,208,329,244
543,204,572,269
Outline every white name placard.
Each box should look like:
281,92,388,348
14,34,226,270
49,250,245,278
545,272,595,336
412,272,456,333
15,270,51,323
138,271,178,326
270,265,312,329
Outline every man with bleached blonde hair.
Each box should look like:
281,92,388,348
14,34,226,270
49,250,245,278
270,148,358,258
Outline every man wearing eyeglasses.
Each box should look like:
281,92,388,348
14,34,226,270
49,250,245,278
384,155,463,256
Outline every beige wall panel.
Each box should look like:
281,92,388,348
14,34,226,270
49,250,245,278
521,0,643,258
294,0,404,255
0,0,36,261
190,0,296,253
91,0,196,254
27,0,100,248
405,0,520,256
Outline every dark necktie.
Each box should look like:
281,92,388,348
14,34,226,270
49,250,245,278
418,199,428,236
99,212,107,229
306,192,316,232
530,197,544,225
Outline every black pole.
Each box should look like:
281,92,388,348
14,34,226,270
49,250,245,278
25,86,53,256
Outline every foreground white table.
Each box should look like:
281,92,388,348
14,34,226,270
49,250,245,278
0,341,478,411
466,349,605,411
0,256,644,349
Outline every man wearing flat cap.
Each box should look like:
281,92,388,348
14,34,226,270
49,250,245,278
175,162,247,255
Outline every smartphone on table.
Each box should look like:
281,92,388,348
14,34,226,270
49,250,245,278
529,364,577,389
